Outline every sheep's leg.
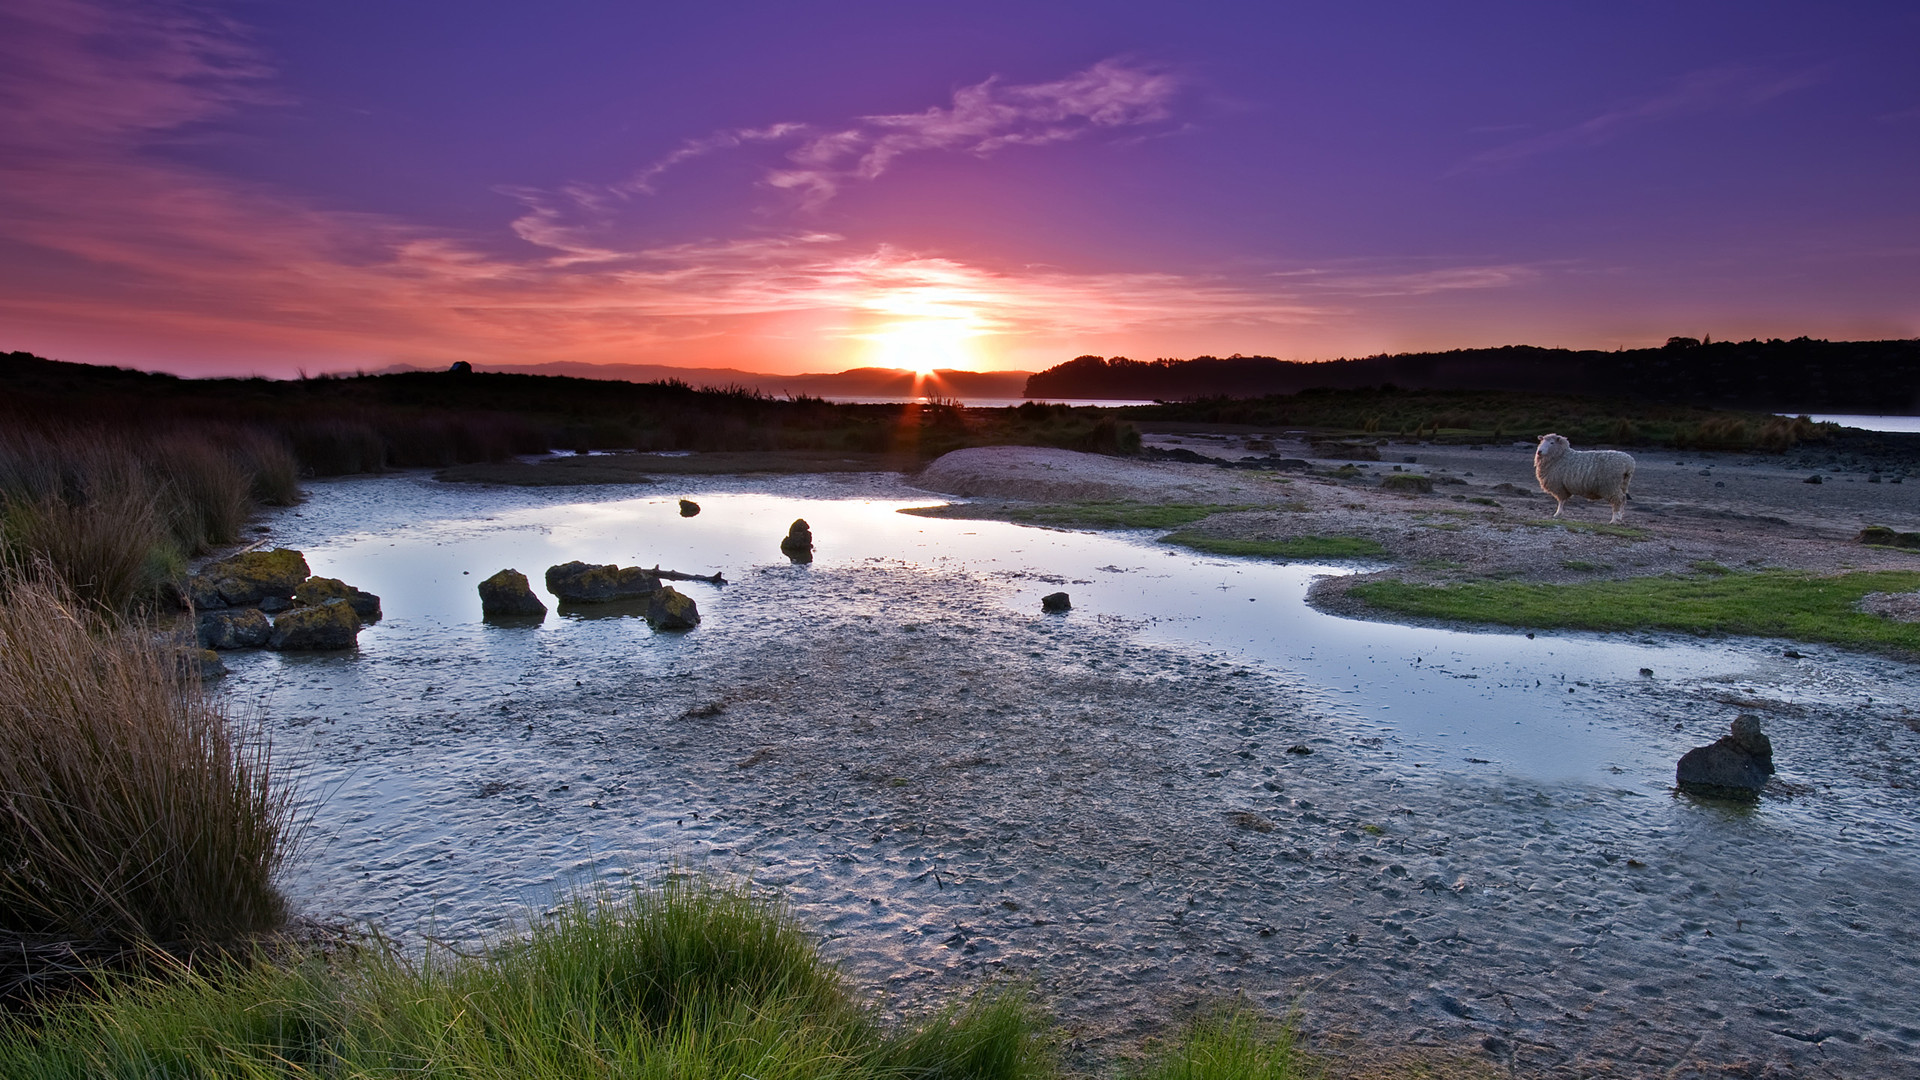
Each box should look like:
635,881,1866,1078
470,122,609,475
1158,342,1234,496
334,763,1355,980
1552,497,1566,517
1608,499,1625,524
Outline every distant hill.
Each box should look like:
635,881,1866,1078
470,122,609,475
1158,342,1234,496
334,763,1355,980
380,360,1031,400
1024,339,1920,414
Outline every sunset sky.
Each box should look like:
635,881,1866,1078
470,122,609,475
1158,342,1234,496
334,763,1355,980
1,0,1915,378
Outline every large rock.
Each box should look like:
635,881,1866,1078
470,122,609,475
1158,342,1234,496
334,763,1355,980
189,548,311,609
1041,591,1072,613
1380,473,1434,494
544,561,660,603
197,608,271,650
267,599,361,651
781,519,814,562
294,576,382,622
1677,714,1776,799
645,586,700,631
479,569,547,618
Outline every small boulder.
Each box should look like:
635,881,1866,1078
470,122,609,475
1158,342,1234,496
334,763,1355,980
190,548,310,608
781,519,814,562
645,586,700,631
1676,714,1776,799
268,599,361,651
479,569,547,619
197,608,271,650
294,576,382,622
1380,473,1434,494
195,649,226,680
545,561,660,603
1041,591,1072,613
679,499,701,517
1856,525,1920,549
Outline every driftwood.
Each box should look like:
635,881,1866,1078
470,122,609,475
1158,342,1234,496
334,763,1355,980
651,566,725,585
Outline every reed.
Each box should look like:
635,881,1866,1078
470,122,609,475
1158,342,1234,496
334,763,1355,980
0,571,300,966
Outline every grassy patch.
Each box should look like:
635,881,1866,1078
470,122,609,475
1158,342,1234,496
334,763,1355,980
1524,519,1648,539
0,879,1051,1080
1164,532,1389,560
1137,1008,1303,1080
1348,569,1920,653
904,501,1252,530
1560,560,1600,572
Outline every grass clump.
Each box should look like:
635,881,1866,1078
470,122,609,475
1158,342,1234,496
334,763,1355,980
1349,569,1920,653
1136,1007,1304,1080
0,570,300,978
0,879,1054,1080
1165,533,1388,561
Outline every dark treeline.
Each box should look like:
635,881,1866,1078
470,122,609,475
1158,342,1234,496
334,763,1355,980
1026,338,1920,413
0,351,1132,472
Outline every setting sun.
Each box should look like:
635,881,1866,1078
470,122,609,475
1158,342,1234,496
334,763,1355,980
866,319,978,375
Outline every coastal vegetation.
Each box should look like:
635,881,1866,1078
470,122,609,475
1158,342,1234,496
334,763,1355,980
0,570,300,999
1025,338,1920,415
0,877,1338,1080
1348,569,1920,654
1163,533,1389,561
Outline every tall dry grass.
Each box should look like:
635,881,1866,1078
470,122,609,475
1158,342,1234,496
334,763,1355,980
0,570,300,952
0,426,300,613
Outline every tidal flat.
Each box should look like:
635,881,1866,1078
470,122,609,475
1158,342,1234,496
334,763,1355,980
228,460,1920,1078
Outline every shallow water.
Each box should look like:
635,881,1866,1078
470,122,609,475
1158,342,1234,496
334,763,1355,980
236,470,1920,1076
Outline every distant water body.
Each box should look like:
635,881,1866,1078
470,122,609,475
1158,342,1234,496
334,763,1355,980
1799,413,1920,433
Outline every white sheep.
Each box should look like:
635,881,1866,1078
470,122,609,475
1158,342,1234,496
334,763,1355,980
1534,433,1635,523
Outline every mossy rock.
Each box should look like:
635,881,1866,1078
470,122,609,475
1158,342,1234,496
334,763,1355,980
197,607,270,650
645,586,700,631
1857,526,1920,549
545,561,660,603
268,598,361,651
479,569,547,619
193,548,310,608
1380,473,1434,494
294,576,382,621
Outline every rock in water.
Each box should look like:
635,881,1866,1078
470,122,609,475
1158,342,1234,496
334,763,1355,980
268,598,361,650
294,576,382,622
679,499,701,517
189,548,310,608
1677,713,1776,799
781,519,814,562
197,608,271,650
544,561,660,603
1041,591,1072,613
646,586,700,631
478,569,547,618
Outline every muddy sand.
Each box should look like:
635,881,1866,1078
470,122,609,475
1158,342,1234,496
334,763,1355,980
262,441,1920,1080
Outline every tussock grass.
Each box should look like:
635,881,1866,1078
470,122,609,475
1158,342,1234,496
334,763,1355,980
0,879,1054,1080
1349,569,1920,653
1164,532,1389,561
0,427,299,612
0,571,299,959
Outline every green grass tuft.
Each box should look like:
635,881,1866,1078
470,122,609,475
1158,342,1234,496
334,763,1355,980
0,879,1055,1080
1136,1007,1303,1080
1163,533,1388,560
1349,569,1920,653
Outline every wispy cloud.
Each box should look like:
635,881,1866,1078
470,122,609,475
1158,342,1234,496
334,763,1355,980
1452,65,1820,175
604,58,1181,212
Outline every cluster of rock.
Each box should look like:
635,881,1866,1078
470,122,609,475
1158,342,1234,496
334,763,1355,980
478,561,700,631
191,548,379,653
1676,714,1776,800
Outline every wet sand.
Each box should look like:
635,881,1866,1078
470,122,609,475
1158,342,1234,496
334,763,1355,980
251,447,1920,1079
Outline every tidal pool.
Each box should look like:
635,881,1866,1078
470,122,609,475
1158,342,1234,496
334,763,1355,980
235,469,1920,1076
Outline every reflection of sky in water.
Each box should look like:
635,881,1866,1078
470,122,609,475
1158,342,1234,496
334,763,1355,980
259,475,1877,785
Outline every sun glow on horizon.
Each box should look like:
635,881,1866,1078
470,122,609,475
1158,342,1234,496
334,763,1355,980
864,318,980,375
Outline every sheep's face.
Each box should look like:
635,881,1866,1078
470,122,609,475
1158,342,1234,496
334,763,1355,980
1535,433,1570,461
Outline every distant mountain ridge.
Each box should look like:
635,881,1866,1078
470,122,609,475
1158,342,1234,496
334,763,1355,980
1023,339,1920,413
383,360,1032,400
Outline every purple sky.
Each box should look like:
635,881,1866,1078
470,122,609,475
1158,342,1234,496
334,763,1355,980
1,0,1915,377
